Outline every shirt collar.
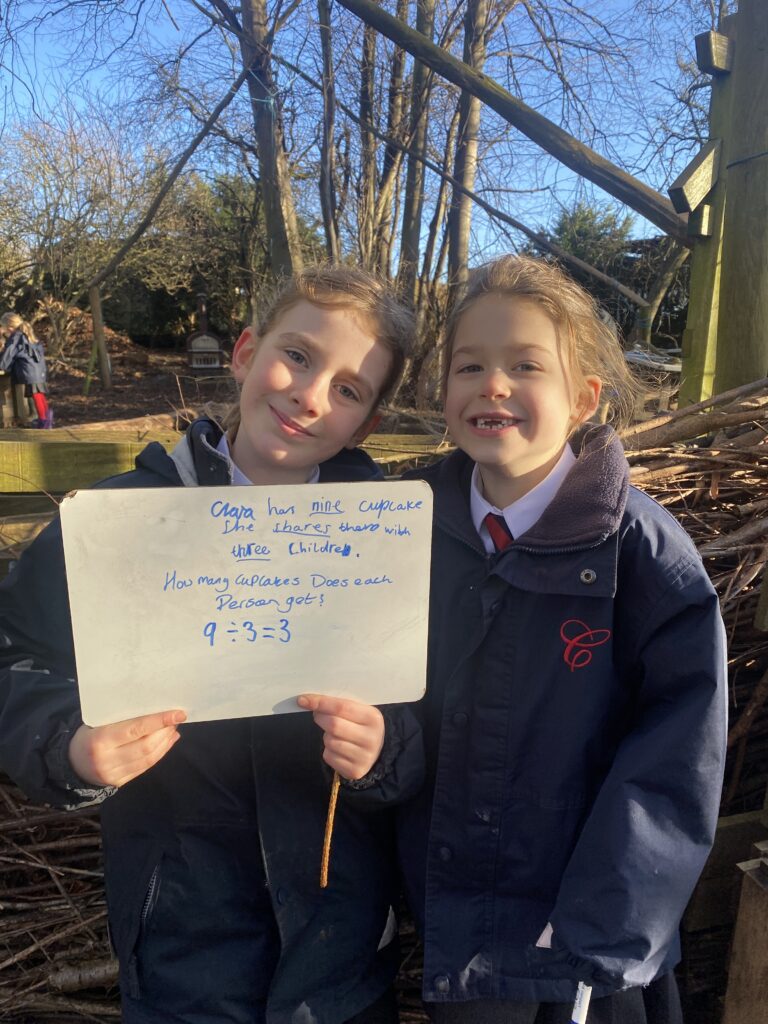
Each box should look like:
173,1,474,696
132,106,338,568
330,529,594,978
215,432,320,485
470,444,576,553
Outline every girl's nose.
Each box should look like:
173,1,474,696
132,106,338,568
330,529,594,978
292,373,330,417
480,367,511,399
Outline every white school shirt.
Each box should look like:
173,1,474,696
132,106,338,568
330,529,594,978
216,433,320,486
470,444,576,552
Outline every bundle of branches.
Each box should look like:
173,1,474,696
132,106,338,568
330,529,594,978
623,378,768,815
0,781,118,1021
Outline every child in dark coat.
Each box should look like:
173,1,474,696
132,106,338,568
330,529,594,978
0,312,52,427
399,256,727,1024
0,267,423,1024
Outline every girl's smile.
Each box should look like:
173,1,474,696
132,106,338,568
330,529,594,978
230,301,391,485
444,294,600,507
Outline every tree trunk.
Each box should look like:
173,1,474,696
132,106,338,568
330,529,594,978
335,0,688,241
89,285,112,390
317,0,340,262
240,0,304,277
374,0,408,273
398,0,436,304
447,0,488,302
357,20,378,267
626,242,689,349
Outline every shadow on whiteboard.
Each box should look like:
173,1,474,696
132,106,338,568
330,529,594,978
272,696,304,715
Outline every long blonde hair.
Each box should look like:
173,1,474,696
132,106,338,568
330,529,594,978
442,255,641,428
0,312,39,344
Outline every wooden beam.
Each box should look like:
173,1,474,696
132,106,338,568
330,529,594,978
722,856,768,1023
696,30,734,76
715,0,768,393
334,0,689,243
270,51,650,309
683,810,768,933
679,15,738,405
0,431,448,493
669,139,721,214
688,203,713,238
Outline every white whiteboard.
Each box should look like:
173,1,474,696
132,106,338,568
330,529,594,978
60,481,432,726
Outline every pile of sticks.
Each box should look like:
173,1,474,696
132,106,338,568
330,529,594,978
0,785,117,1020
623,378,768,815
0,378,767,1019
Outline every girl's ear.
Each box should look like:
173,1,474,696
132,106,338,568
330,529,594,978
231,328,256,383
574,375,602,425
345,412,382,449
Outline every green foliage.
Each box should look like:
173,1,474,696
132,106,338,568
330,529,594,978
545,202,634,272
101,173,324,346
529,202,689,346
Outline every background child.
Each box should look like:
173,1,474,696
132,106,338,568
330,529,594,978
399,256,727,1024
0,267,422,1024
0,311,53,427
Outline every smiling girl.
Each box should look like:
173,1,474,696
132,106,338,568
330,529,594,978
399,255,727,1024
0,267,421,1024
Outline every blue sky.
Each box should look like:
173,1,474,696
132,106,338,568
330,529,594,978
1,0,724,254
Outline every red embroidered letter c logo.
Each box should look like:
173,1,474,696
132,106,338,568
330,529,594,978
560,619,611,672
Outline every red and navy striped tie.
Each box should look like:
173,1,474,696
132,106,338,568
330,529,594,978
484,512,513,552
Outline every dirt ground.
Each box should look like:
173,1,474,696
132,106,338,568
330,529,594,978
47,343,236,428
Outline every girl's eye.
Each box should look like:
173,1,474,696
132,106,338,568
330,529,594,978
334,382,360,402
285,348,308,366
454,363,482,374
514,362,538,372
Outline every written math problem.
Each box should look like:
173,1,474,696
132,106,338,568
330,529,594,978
60,481,432,726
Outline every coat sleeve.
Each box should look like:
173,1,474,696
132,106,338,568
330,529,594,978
339,703,425,807
540,554,727,990
0,334,19,374
0,518,112,808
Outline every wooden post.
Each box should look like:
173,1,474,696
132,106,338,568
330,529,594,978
0,374,15,427
88,285,112,391
714,0,768,393
722,852,768,1023
678,18,736,405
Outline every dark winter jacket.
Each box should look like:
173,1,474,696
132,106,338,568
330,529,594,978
0,418,424,1024
398,425,727,1005
0,329,47,386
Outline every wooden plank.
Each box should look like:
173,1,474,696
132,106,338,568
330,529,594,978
678,14,738,405
0,426,181,445
0,439,156,494
0,512,55,561
696,30,734,76
669,139,721,214
688,203,713,238
683,810,768,932
714,0,768,393
0,431,447,493
722,860,768,1023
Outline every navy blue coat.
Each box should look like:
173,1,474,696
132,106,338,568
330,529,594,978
398,425,727,1005
0,418,424,1024
0,329,47,386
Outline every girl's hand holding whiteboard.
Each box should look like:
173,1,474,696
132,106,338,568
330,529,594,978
298,694,384,780
68,709,187,787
